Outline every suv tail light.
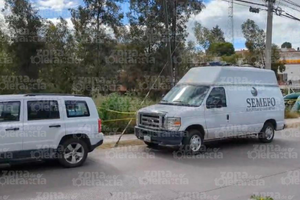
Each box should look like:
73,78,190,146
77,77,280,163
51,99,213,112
98,119,102,133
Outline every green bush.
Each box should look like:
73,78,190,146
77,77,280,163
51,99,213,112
250,195,273,200
94,93,157,135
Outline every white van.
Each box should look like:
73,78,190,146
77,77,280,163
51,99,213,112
0,94,103,167
135,67,285,153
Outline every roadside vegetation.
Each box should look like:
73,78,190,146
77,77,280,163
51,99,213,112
94,93,158,134
250,195,273,200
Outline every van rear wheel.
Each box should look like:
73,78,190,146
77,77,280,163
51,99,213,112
259,122,275,143
182,129,204,154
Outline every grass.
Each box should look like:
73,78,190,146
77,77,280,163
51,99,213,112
250,195,273,200
285,111,300,119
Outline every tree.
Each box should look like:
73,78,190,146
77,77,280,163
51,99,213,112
221,54,242,65
281,42,292,49
194,22,211,50
123,0,205,96
210,25,225,44
70,0,124,95
271,44,286,77
208,42,235,56
241,19,286,77
241,19,266,66
194,23,226,52
39,18,77,93
4,0,44,82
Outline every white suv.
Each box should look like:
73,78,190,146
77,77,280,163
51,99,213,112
0,94,104,167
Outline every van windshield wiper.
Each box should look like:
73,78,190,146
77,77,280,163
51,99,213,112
172,100,192,106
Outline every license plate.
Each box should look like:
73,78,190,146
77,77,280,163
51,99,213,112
144,135,151,142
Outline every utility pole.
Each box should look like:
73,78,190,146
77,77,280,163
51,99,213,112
228,0,234,45
265,0,275,70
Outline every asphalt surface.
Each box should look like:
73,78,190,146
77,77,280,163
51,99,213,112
1,128,300,200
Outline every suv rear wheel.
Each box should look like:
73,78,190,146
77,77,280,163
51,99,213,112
58,138,88,168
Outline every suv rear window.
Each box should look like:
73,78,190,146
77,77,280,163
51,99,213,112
28,101,60,120
0,101,20,122
65,101,90,118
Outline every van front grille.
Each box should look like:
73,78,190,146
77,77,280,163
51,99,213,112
140,113,163,129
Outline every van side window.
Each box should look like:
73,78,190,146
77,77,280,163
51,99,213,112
28,101,60,120
206,87,227,108
65,101,90,118
0,101,20,122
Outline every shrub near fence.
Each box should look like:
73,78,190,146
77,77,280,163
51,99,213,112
94,93,157,135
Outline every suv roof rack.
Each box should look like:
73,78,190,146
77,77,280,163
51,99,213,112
24,93,87,97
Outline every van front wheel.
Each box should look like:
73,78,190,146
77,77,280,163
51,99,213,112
259,122,275,143
182,129,204,154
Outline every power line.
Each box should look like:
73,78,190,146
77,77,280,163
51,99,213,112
278,1,300,13
282,0,300,9
220,0,266,9
280,12,300,21
234,0,268,8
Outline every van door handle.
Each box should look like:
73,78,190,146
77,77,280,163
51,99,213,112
6,127,19,131
49,125,61,128
227,114,229,120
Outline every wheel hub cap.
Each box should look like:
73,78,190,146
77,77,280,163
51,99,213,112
64,143,84,164
190,135,201,152
265,127,274,140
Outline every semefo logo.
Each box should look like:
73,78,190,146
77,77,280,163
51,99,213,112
251,87,258,97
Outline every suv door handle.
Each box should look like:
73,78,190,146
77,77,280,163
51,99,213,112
6,128,19,131
49,125,61,128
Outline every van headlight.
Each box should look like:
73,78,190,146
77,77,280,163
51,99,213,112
165,117,181,131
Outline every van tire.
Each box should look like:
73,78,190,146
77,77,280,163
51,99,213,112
144,142,159,148
58,138,88,168
259,122,275,143
182,129,204,154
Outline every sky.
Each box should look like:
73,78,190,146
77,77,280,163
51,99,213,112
1,0,300,50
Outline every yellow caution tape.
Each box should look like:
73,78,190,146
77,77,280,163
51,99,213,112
98,107,136,115
102,118,136,123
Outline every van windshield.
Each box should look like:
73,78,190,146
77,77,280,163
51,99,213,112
160,85,210,107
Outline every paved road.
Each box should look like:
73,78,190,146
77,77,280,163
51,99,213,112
1,129,300,200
